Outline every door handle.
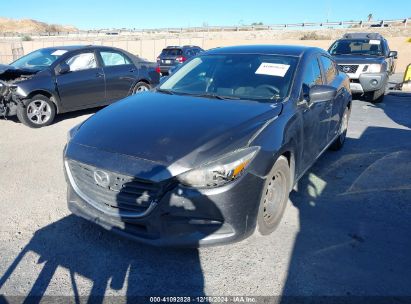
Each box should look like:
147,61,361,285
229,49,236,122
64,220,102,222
96,72,104,78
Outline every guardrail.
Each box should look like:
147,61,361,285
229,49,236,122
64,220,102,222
0,18,409,38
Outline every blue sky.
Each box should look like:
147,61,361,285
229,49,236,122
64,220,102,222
1,0,410,29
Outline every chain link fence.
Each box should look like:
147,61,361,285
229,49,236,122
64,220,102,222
0,37,205,64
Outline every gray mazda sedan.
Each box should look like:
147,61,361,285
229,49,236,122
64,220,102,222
64,45,351,246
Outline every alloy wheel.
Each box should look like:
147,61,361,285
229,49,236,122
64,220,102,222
133,85,149,94
26,100,52,125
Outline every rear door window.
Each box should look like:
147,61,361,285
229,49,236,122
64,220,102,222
100,51,131,66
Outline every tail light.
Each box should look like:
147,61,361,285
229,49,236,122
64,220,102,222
155,66,161,74
175,56,187,63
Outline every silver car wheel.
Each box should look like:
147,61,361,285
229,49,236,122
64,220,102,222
26,100,52,125
133,84,149,94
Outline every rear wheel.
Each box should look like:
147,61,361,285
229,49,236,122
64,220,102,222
17,94,56,128
256,156,290,235
132,81,151,94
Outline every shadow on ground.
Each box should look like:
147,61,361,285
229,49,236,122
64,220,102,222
282,95,411,297
0,163,224,303
53,107,102,124
0,215,207,302
0,107,101,125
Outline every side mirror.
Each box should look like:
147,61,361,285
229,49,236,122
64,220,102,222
388,51,398,59
309,85,337,103
57,63,70,75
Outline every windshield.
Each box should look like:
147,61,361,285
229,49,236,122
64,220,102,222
10,49,68,71
329,39,383,56
159,54,298,101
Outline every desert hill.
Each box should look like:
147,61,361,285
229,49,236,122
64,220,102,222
0,17,77,33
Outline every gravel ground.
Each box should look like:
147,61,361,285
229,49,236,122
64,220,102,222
0,89,410,302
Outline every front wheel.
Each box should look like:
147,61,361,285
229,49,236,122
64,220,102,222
330,106,350,151
256,156,290,236
131,81,151,94
17,95,56,128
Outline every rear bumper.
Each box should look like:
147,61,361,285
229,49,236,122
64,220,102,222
349,72,388,93
65,163,264,247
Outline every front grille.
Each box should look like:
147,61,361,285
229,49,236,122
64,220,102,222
67,159,162,215
338,64,359,74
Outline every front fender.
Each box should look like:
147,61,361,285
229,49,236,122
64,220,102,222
248,101,300,184
13,71,63,112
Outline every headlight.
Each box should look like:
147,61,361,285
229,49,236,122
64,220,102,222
177,146,259,188
367,64,382,73
13,86,27,97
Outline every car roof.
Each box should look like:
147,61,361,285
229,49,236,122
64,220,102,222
204,45,324,57
163,45,201,50
41,45,130,52
41,45,93,51
340,33,384,40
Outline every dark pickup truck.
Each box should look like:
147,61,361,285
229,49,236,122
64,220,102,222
328,33,397,102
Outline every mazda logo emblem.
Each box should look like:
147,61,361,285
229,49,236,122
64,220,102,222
93,170,110,188
343,66,350,73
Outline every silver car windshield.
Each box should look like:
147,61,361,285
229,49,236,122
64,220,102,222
10,49,68,71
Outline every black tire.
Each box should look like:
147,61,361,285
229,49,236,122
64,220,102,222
256,156,290,236
17,94,56,128
131,81,151,94
330,106,350,151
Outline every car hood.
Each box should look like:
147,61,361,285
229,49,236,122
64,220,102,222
332,54,385,65
68,92,282,179
0,64,38,82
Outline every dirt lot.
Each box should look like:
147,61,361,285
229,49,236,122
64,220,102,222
0,87,411,301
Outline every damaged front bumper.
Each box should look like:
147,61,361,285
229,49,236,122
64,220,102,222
0,81,23,117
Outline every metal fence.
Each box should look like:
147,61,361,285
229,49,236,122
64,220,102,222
0,17,410,65
0,37,205,64
0,18,409,39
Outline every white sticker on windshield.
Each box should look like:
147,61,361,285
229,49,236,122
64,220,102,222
369,40,381,45
255,63,290,77
51,50,68,56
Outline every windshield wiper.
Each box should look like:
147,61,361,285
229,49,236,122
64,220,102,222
191,93,240,100
156,88,175,95
356,53,381,56
156,90,241,100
